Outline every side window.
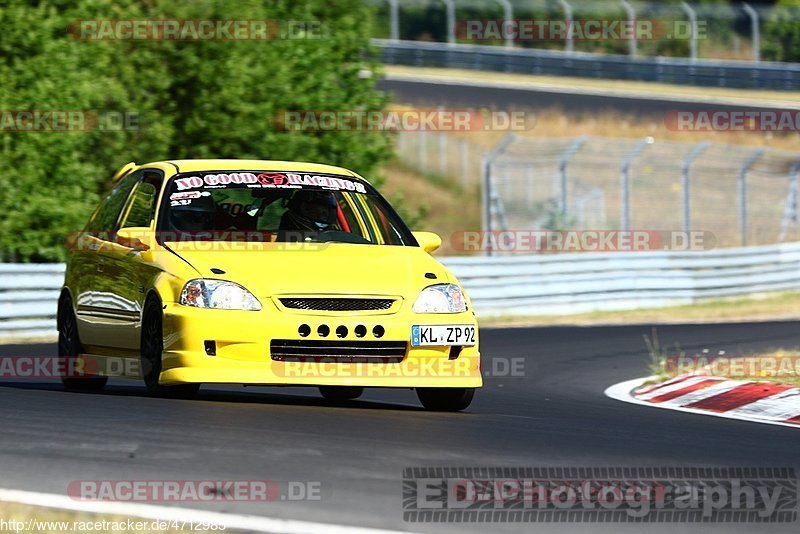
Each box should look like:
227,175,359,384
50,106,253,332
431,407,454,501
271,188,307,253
119,172,162,229
85,172,141,235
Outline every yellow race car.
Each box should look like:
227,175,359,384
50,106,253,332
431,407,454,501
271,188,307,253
59,160,481,411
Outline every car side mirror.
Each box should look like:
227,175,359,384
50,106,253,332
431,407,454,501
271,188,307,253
116,227,152,252
413,231,442,253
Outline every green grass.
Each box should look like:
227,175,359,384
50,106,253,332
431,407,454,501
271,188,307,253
479,291,800,328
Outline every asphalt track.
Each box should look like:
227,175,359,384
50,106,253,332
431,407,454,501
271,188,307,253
377,78,785,117
1,321,799,533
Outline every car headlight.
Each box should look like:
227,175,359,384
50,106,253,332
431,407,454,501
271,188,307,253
180,279,262,311
412,284,467,313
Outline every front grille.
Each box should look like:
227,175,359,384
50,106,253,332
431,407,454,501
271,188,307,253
279,298,394,312
270,339,407,363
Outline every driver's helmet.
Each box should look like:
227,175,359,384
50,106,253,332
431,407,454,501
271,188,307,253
283,190,338,232
170,195,216,233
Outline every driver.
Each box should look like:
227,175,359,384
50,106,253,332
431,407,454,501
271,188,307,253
279,190,338,234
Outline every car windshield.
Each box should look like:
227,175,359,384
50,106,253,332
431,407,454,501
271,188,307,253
159,170,415,246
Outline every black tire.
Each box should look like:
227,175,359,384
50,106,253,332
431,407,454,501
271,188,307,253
319,386,363,402
416,387,475,412
141,297,199,399
58,294,107,392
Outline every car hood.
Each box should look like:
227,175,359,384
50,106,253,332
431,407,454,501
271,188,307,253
166,242,452,298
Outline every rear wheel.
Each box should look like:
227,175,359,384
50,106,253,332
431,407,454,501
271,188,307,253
141,297,199,399
319,386,363,402
58,295,107,392
416,387,474,412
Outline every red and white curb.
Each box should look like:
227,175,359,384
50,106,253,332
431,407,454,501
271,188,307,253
605,374,800,429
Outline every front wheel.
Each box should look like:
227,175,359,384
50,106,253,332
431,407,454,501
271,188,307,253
416,387,474,411
58,295,107,392
141,297,199,399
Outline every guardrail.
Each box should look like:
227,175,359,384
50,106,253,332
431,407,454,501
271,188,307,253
374,39,800,91
0,264,64,340
3,242,800,339
445,242,800,316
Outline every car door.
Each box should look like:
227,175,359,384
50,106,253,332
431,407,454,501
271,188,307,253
101,170,164,352
86,169,163,357
76,171,141,352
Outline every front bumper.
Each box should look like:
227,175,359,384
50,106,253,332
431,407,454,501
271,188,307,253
160,303,482,388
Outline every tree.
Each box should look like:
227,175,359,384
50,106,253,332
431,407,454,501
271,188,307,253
762,0,800,62
0,0,392,262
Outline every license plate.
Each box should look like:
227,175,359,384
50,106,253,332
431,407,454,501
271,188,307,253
411,325,476,347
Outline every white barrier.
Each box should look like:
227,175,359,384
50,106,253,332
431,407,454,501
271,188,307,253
0,264,65,339
2,242,800,339
445,242,800,316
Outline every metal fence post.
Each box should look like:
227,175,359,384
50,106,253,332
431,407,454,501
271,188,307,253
441,0,456,44
619,137,653,232
779,160,800,242
526,166,534,205
482,133,516,256
738,148,764,246
496,0,514,48
558,0,574,53
558,135,588,224
680,2,699,61
481,155,492,254
743,3,760,62
681,141,711,233
438,133,447,176
620,0,637,57
419,129,427,174
460,138,469,188
388,0,399,41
